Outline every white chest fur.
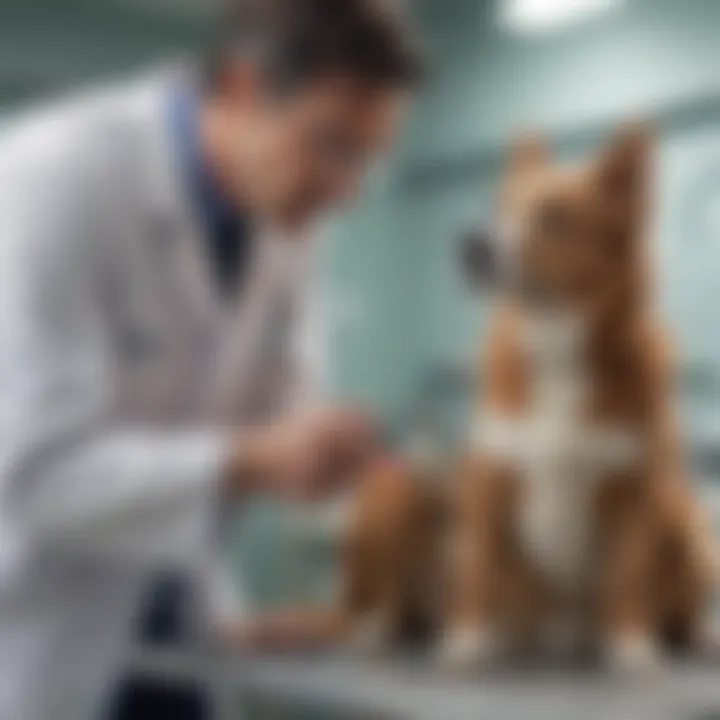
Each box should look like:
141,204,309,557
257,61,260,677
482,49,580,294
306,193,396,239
473,312,640,590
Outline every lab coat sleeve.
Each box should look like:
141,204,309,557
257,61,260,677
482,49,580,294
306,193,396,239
206,243,329,627
285,256,329,413
203,546,250,628
0,140,230,567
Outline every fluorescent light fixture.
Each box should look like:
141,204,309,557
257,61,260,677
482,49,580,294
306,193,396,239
501,0,622,34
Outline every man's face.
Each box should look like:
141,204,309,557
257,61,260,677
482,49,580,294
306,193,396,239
222,73,409,230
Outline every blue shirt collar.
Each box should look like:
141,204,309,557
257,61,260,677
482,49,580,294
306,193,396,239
168,79,252,298
169,81,240,232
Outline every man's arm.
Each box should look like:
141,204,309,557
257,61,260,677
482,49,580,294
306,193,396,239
0,125,373,578
0,138,239,566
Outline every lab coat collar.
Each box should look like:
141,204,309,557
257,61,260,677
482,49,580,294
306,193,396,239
131,64,313,330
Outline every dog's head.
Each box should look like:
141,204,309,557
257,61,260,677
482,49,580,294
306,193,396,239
463,124,653,322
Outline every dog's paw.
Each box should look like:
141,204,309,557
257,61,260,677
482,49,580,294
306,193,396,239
605,633,663,675
696,621,720,653
347,614,392,656
437,625,500,671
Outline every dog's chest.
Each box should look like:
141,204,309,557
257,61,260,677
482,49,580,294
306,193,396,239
519,350,597,589
480,314,641,590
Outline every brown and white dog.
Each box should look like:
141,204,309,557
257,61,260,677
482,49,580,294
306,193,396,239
440,124,715,672
261,126,715,673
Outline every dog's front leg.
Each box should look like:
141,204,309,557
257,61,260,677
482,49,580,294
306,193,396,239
597,477,662,673
438,460,511,670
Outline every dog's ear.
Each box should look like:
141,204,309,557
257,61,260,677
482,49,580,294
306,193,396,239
499,132,548,215
507,132,548,178
595,121,653,207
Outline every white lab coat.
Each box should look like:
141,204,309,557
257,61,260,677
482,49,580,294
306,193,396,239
0,67,324,720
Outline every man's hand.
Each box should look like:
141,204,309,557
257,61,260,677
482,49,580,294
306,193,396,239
224,409,377,500
217,608,346,652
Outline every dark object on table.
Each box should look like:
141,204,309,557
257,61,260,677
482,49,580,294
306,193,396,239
110,574,208,719
108,675,208,720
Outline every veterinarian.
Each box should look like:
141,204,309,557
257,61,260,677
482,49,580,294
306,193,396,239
0,1,423,718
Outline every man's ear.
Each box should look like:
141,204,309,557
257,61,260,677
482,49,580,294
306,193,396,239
595,121,654,204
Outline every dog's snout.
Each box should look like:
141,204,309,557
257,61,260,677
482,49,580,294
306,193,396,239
460,227,499,289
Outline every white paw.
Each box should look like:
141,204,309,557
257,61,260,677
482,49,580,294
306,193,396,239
437,626,500,670
605,633,663,674
347,615,392,655
696,621,720,654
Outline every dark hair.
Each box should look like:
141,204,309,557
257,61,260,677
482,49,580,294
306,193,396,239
207,0,425,93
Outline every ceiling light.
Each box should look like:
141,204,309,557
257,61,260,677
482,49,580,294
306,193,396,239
501,0,622,34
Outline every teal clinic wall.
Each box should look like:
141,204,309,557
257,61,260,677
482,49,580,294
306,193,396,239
329,0,720,437
0,1,208,105
320,156,428,425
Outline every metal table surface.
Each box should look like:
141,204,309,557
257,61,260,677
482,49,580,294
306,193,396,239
129,646,720,720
